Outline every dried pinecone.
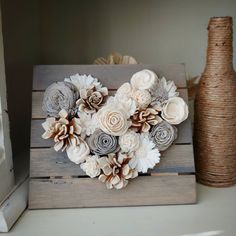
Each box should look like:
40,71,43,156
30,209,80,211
42,109,82,152
76,85,108,114
131,107,162,133
98,153,138,189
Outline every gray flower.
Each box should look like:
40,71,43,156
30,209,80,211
87,129,119,155
150,121,177,151
42,82,79,117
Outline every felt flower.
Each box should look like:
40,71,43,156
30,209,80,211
42,82,78,118
161,97,188,125
119,130,140,153
131,69,158,90
129,133,160,173
150,121,178,151
86,129,119,155
80,155,101,178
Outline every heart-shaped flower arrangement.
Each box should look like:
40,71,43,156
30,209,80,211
42,69,188,189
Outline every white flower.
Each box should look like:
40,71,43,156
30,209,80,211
64,73,102,91
66,138,90,164
119,130,140,153
151,77,179,109
116,82,133,98
132,89,152,109
77,112,99,138
97,102,132,136
161,97,188,125
80,155,101,178
112,94,137,116
131,69,158,90
129,134,160,173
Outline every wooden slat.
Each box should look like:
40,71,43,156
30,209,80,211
30,144,194,177
32,89,189,119
28,175,196,209
33,64,187,90
31,117,192,147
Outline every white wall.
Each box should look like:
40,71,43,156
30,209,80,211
41,0,236,78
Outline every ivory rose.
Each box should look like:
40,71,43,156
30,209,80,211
161,97,189,125
131,69,157,90
96,103,131,136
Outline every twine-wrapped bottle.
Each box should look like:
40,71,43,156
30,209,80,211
195,17,236,187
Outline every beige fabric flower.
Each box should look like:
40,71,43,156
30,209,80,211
98,153,138,189
96,103,131,136
76,85,108,113
131,108,162,133
161,97,189,125
119,130,140,153
131,69,158,90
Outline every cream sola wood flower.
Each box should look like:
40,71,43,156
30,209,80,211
42,109,89,164
116,83,152,110
98,152,138,189
96,99,132,136
80,155,101,178
129,133,160,173
119,130,140,153
161,97,188,125
64,73,108,113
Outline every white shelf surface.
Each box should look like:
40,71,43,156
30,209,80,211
6,184,236,236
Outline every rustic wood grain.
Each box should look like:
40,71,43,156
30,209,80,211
30,144,194,177
29,64,196,208
33,64,187,90
30,117,192,148
32,89,189,119
28,175,196,209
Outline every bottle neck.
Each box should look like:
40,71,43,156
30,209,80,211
205,17,234,74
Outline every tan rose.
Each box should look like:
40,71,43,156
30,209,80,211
96,103,131,136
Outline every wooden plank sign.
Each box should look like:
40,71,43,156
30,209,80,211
29,64,196,209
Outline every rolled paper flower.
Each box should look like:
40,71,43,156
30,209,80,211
131,69,158,90
86,129,119,155
150,121,178,151
42,82,78,117
161,97,188,125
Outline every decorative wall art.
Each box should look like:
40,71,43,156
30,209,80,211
29,65,196,209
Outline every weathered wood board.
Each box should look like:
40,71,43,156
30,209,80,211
29,64,196,209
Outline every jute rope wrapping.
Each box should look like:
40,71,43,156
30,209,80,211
194,17,236,187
